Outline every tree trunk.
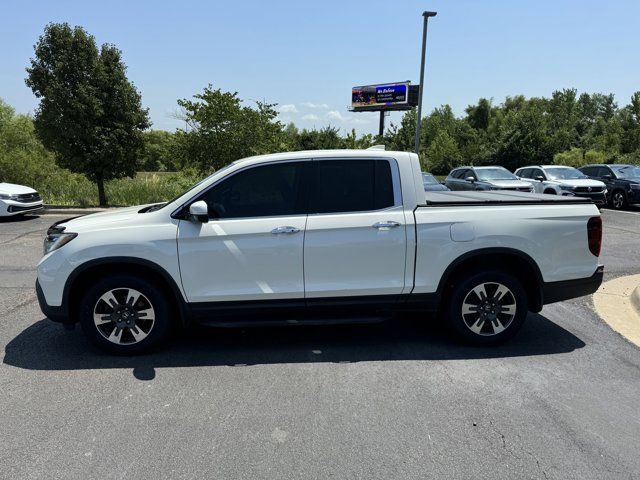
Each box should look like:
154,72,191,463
96,176,108,207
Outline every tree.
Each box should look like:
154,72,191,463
139,130,176,171
174,85,284,173
25,23,150,205
424,130,461,174
495,106,551,171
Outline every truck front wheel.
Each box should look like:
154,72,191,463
79,274,172,355
446,270,528,345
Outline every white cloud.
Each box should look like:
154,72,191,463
326,110,345,121
350,116,375,125
279,104,298,113
302,114,319,121
301,102,330,110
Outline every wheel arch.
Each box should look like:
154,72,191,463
63,257,189,326
436,248,544,313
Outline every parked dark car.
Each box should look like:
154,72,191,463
578,164,640,209
422,172,449,191
445,166,534,192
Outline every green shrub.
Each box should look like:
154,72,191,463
553,148,607,167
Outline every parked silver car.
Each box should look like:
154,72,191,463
515,165,607,206
445,166,534,192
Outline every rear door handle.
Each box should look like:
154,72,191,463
372,221,401,230
271,226,300,234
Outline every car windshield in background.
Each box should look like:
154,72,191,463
611,165,640,178
545,167,586,180
422,173,439,185
475,168,517,181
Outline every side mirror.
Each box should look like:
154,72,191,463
189,200,209,223
602,174,612,180
465,176,476,183
535,176,545,182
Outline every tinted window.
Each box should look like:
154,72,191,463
596,166,612,177
580,166,595,176
530,168,544,179
311,159,394,214
517,168,531,178
199,161,307,218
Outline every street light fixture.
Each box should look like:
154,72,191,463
414,11,437,162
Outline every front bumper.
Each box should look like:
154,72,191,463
542,265,604,305
575,192,607,206
35,279,68,323
1,200,44,216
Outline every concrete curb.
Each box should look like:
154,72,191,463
593,274,640,347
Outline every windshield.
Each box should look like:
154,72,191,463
544,167,586,180
611,165,640,178
422,173,439,185
475,168,517,181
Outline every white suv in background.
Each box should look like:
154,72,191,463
515,165,607,206
0,182,43,216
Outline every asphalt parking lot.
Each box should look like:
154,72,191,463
1,208,640,480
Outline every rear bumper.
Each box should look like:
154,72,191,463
542,265,604,305
36,279,68,323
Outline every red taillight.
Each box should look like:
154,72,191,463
587,216,602,257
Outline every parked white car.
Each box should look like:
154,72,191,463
0,182,43,216
515,165,607,206
36,149,604,354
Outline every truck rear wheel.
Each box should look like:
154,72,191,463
79,274,172,355
446,270,528,345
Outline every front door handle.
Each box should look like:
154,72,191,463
372,221,401,230
271,226,300,234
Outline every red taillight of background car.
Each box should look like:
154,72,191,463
587,216,602,257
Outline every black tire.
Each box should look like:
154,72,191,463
79,274,173,355
610,190,627,210
446,269,528,345
543,189,557,195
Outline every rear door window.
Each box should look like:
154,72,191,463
310,159,395,214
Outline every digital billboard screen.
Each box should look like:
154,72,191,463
352,82,410,110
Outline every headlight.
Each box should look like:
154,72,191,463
0,193,18,200
630,184,640,190
559,185,575,192
43,232,77,255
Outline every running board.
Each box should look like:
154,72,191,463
197,316,389,328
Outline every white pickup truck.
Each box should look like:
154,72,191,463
36,149,604,354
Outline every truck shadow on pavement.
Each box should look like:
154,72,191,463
3,313,585,380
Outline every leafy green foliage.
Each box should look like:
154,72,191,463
139,130,177,171
174,85,286,174
25,23,150,205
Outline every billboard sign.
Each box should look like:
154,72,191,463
352,82,410,110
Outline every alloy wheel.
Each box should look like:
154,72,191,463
612,192,625,209
461,282,517,336
93,288,155,345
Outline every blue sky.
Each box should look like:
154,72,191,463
1,0,638,135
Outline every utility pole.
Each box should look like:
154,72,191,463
414,11,437,161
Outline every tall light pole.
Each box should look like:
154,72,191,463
414,11,437,161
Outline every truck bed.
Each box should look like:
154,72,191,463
422,190,593,207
